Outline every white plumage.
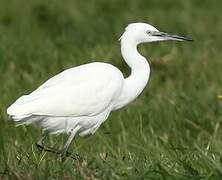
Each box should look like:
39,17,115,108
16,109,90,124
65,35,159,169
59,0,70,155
7,62,123,134
7,22,192,158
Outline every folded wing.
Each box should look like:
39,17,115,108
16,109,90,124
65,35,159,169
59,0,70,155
7,62,124,119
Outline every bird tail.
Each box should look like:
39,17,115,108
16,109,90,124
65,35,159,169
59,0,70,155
7,95,38,124
7,104,44,126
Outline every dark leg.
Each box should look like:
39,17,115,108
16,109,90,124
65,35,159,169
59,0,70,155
36,131,48,151
36,129,80,161
61,128,79,161
36,131,59,154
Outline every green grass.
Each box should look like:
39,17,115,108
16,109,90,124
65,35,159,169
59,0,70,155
0,0,222,179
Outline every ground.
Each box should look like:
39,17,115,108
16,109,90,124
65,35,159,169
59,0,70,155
0,0,222,179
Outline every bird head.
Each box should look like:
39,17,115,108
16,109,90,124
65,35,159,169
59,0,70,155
119,22,193,44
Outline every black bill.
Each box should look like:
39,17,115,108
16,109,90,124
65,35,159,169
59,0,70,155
153,31,193,41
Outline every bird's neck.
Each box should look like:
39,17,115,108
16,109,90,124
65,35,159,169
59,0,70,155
113,37,150,110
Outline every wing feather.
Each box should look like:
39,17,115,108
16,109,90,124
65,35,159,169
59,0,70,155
7,62,124,117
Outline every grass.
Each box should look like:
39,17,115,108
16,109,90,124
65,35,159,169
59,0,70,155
0,0,222,179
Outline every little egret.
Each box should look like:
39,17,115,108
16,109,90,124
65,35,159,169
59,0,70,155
7,22,192,159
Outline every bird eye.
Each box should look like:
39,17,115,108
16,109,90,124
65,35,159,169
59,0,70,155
147,30,152,35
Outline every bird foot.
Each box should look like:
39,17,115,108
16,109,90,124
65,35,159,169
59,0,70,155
36,142,59,155
36,142,81,161
60,150,81,162
36,142,44,152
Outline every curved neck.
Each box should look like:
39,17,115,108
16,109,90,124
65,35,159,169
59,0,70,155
114,36,150,110
121,37,148,73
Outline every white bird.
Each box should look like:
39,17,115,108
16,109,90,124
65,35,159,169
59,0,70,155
7,22,192,159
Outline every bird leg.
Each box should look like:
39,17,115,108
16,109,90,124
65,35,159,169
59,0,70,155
36,131,48,151
36,129,81,161
60,130,77,162
36,131,59,154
